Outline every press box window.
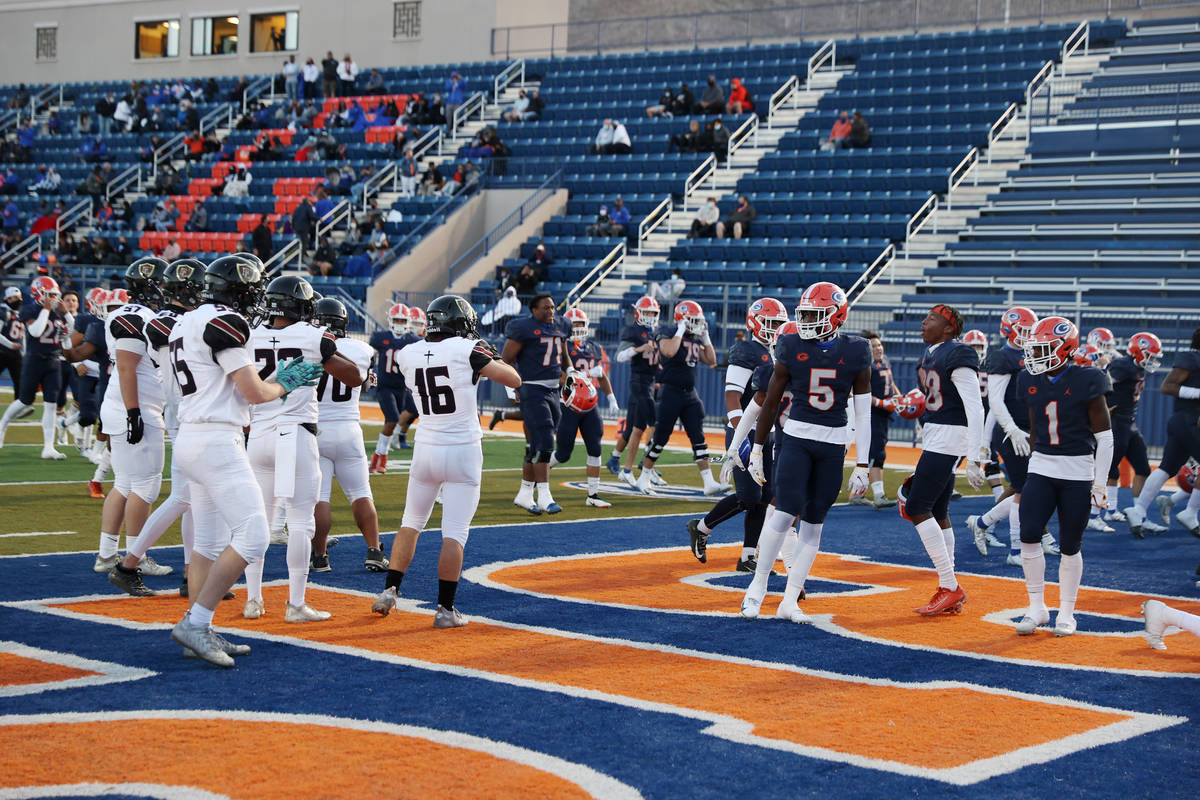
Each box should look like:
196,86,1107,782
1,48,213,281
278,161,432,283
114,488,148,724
135,19,180,59
192,16,239,56
249,11,298,52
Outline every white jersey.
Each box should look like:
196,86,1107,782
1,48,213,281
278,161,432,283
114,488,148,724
145,305,186,434
317,336,373,423
397,335,490,446
170,303,255,427
249,320,337,428
100,302,165,433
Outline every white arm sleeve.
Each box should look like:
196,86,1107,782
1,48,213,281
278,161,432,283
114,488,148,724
724,364,753,395
853,393,872,465
952,367,984,458
729,399,762,454
1179,386,1200,400
615,345,635,363
982,408,997,450
1093,428,1114,486
26,308,51,338
986,373,1017,432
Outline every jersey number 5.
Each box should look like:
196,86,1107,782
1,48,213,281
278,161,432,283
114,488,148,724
808,368,837,411
413,366,456,415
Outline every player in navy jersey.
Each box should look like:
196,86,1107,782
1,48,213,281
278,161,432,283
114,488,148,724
0,276,71,459
63,293,115,496
502,293,571,514
551,308,620,508
367,303,418,474
736,283,872,621
53,290,81,445
1,287,23,392
906,304,987,616
852,330,900,510
62,287,106,458
688,298,786,571
632,299,728,496
610,296,661,482
963,327,1007,507
1096,332,1162,531
1013,317,1112,637
1123,327,1200,537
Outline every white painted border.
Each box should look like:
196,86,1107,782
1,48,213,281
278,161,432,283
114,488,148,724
0,640,154,698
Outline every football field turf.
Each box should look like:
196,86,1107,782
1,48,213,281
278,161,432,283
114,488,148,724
2,405,1199,798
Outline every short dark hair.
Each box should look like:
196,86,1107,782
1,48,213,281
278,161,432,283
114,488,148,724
860,329,880,340
530,293,552,310
62,290,79,301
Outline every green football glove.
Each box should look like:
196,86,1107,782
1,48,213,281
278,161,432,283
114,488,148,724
276,358,324,397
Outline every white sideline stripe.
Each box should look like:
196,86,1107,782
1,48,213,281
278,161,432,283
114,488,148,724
0,531,77,538
0,640,154,698
0,710,643,800
0,783,230,799
3,587,1185,786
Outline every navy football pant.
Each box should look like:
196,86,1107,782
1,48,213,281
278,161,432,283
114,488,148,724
377,385,407,423
555,406,604,463
0,349,20,393
1110,419,1150,479
18,353,62,405
520,384,561,453
1159,411,1200,475
905,450,959,522
1020,472,1090,556
772,434,844,523
626,379,656,430
991,427,1030,492
868,411,889,468
649,384,705,454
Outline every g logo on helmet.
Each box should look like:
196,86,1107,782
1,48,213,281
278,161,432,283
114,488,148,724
1005,311,1018,323
1052,321,1073,337
750,300,763,314
1135,336,1148,350
832,290,846,305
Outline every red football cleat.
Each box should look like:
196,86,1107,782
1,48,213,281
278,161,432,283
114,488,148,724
369,453,387,475
88,481,104,499
914,585,966,616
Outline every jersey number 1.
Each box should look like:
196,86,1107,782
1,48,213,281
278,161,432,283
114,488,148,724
413,366,456,415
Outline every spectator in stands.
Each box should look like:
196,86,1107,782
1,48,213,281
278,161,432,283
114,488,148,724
45,111,61,136
689,196,719,239
338,54,359,97
530,240,552,267
365,69,386,95
16,119,35,162
229,76,250,104
398,148,419,198
185,198,209,232
222,165,253,199
113,95,133,132
343,243,377,278
184,130,205,162
610,196,631,237
587,205,614,237
725,78,754,115
368,218,389,248
30,166,61,195
849,110,871,148
646,86,676,119
78,135,107,164
716,194,755,239
252,215,274,261
302,57,320,100
77,110,93,135
292,196,316,252
149,164,179,196
695,75,724,114
114,200,134,230
350,165,375,206
203,78,219,100
592,119,614,155
163,237,181,261
523,89,544,121
95,200,115,230
0,169,19,195
282,56,299,100
512,260,543,294
651,269,686,308
148,201,171,232
202,131,222,156
113,235,133,264
310,237,338,277
444,71,466,124
321,52,339,98
418,160,445,197
28,202,58,244
505,90,531,122
608,120,632,155
314,187,335,227
710,117,730,162
81,166,105,209
179,99,200,133
670,120,703,153
7,84,29,111
821,110,851,150
483,286,522,332
3,201,20,236
94,94,115,137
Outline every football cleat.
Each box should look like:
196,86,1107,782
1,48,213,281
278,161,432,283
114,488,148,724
541,502,563,515
433,605,468,628
1140,519,1168,535
606,453,621,475
704,481,732,497
618,470,638,488
488,408,504,430
513,490,541,515
914,585,966,615
108,565,154,597
92,553,120,573
364,547,389,571
242,598,266,619
310,553,332,573
686,519,708,563
397,436,410,450
138,555,173,576
967,515,989,556
871,496,897,509
1142,599,1168,650
1104,509,1127,524
775,603,812,624
1041,533,1060,555
586,494,612,509
1006,552,1022,567
648,468,668,487
285,603,331,622
1155,494,1174,527
1086,516,1115,533
1015,609,1050,635
1124,505,1146,538
984,532,1005,548
1176,507,1200,538
736,556,757,573
88,481,105,499
740,595,763,619
1053,615,1077,637
171,618,233,668
41,447,66,461
371,586,399,616
634,471,655,495
183,631,250,658
848,496,872,507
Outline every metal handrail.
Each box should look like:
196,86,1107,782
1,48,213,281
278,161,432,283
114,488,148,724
564,241,626,309
767,75,799,128
986,102,1020,163
325,285,386,335
724,114,758,169
1061,20,1090,72
242,75,273,114
1024,60,1056,141
904,194,938,261
846,243,896,307
55,198,92,250
410,125,444,161
807,39,836,83
946,147,978,210
636,195,672,258
316,199,351,240
362,162,397,214
263,237,302,277
199,103,232,136
493,59,525,104
383,171,490,274
683,154,716,208
152,132,186,177
28,84,62,122
105,164,141,203
451,91,486,140
0,234,41,274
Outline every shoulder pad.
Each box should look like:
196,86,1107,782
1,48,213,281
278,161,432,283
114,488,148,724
203,313,251,351
109,313,146,340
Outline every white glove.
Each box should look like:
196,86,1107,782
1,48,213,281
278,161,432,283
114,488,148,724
606,392,619,410
975,444,992,464
589,364,605,378
675,320,688,338
748,445,765,486
1091,483,1108,510
504,385,517,401
719,451,736,485
1005,426,1031,457
965,461,986,490
847,466,869,499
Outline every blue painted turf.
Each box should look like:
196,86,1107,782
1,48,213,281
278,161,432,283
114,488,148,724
2,490,1198,798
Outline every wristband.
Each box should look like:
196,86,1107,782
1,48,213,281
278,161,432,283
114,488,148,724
1179,386,1200,400
751,442,763,454
726,409,742,424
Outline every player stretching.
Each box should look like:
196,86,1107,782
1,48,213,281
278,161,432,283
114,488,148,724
0,276,70,457
168,255,324,666
610,297,661,484
1013,318,1112,637
737,283,872,621
907,305,986,616
371,295,521,626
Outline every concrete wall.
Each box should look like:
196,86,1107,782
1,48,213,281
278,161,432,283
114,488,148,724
448,187,568,295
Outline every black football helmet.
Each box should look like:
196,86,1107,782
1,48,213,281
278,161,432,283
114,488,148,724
163,258,206,308
425,294,478,341
203,254,265,320
314,297,348,337
124,256,168,307
263,275,316,322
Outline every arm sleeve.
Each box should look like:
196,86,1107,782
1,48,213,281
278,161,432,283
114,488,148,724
982,409,997,451
1093,428,1114,486
952,366,984,458
724,364,753,394
25,308,51,338
987,373,1016,431
318,331,338,363
202,314,251,352
615,343,636,363
469,339,500,374
853,393,872,464
729,399,761,454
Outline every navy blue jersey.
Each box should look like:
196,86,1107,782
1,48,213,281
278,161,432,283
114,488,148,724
918,340,979,427
505,314,571,382
728,338,772,408
369,330,419,388
983,344,1029,430
1171,349,1200,416
20,300,68,357
567,339,606,374
870,355,895,401
655,325,708,390
750,359,789,430
1018,365,1109,457
1106,355,1145,422
618,324,659,381
84,318,108,373
73,310,97,336
775,333,870,428
1,306,22,350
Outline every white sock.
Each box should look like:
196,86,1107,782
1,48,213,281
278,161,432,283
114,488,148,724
244,559,264,603
536,481,554,507
1057,551,1083,621
982,495,1014,527
286,531,312,607
0,399,28,429
1107,491,1118,512
186,603,214,627
1134,469,1171,512
1162,605,1200,637
92,448,111,481
941,525,955,573
1188,489,1200,513
1008,500,1021,552
41,404,56,449
587,474,599,495
128,492,187,559
991,483,1004,500
1020,540,1046,612
697,518,712,534
782,521,822,606
740,546,755,560
914,517,957,590
779,527,799,572
871,481,885,500
98,532,119,558
550,454,562,468
516,479,533,500
745,508,793,603
699,466,715,486
375,434,390,456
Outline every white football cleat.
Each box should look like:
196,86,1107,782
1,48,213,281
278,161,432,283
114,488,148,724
1086,516,1115,533
92,553,119,573
433,605,468,628
647,468,668,487
285,602,331,622
703,481,732,496
740,595,763,619
1104,509,1127,524
138,555,174,576
371,586,398,616
1176,507,1200,537
966,515,988,556
634,470,655,495
242,598,265,619
586,494,612,508
1140,519,1168,535
1041,533,1060,555
775,603,812,624
1155,494,1174,526
1123,505,1146,537
1015,608,1050,635
1005,552,1022,567
41,447,66,461
1142,599,1168,650
1053,615,1077,637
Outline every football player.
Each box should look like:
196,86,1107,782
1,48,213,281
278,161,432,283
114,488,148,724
1143,599,1200,650
0,276,71,458
502,293,571,514
1123,327,1200,537
241,275,362,623
907,304,987,616
1086,327,1118,363
688,298,786,571
54,290,81,445
390,304,427,448
367,302,416,474
168,255,324,667
962,327,1007,505
371,295,521,627
737,283,872,621
64,290,118,497
0,287,22,392
1102,332,1165,533
551,307,619,508
310,297,390,572
62,287,109,458
1013,317,1112,637
610,296,661,482
856,329,901,509
634,300,729,497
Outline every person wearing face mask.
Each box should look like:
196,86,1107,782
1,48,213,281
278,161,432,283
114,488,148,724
717,195,756,239
591,118,614,155
695,75,724,114
689,197,719,239
607,120,632,155
710,117,730,162
670,119,703,153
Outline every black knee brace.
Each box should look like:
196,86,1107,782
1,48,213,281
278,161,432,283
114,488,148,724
692,443,709,462
646,442,665,462
524,444,535,464
531,450,553,464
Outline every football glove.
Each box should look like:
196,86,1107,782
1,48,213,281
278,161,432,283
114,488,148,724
125,408,143,445
276,358,323,396
847,466,869,499
1091,483,1108,510
748,445,766,486
1005,426,1031,457
965,461,986,490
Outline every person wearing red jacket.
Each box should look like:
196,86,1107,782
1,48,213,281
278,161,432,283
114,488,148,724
725,78,754,114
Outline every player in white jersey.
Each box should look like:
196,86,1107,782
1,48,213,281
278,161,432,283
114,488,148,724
310,297,390,573
167,255,325,667
110,259,206,597
241,275,362,623
93,258,169,575
371,295,521,627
